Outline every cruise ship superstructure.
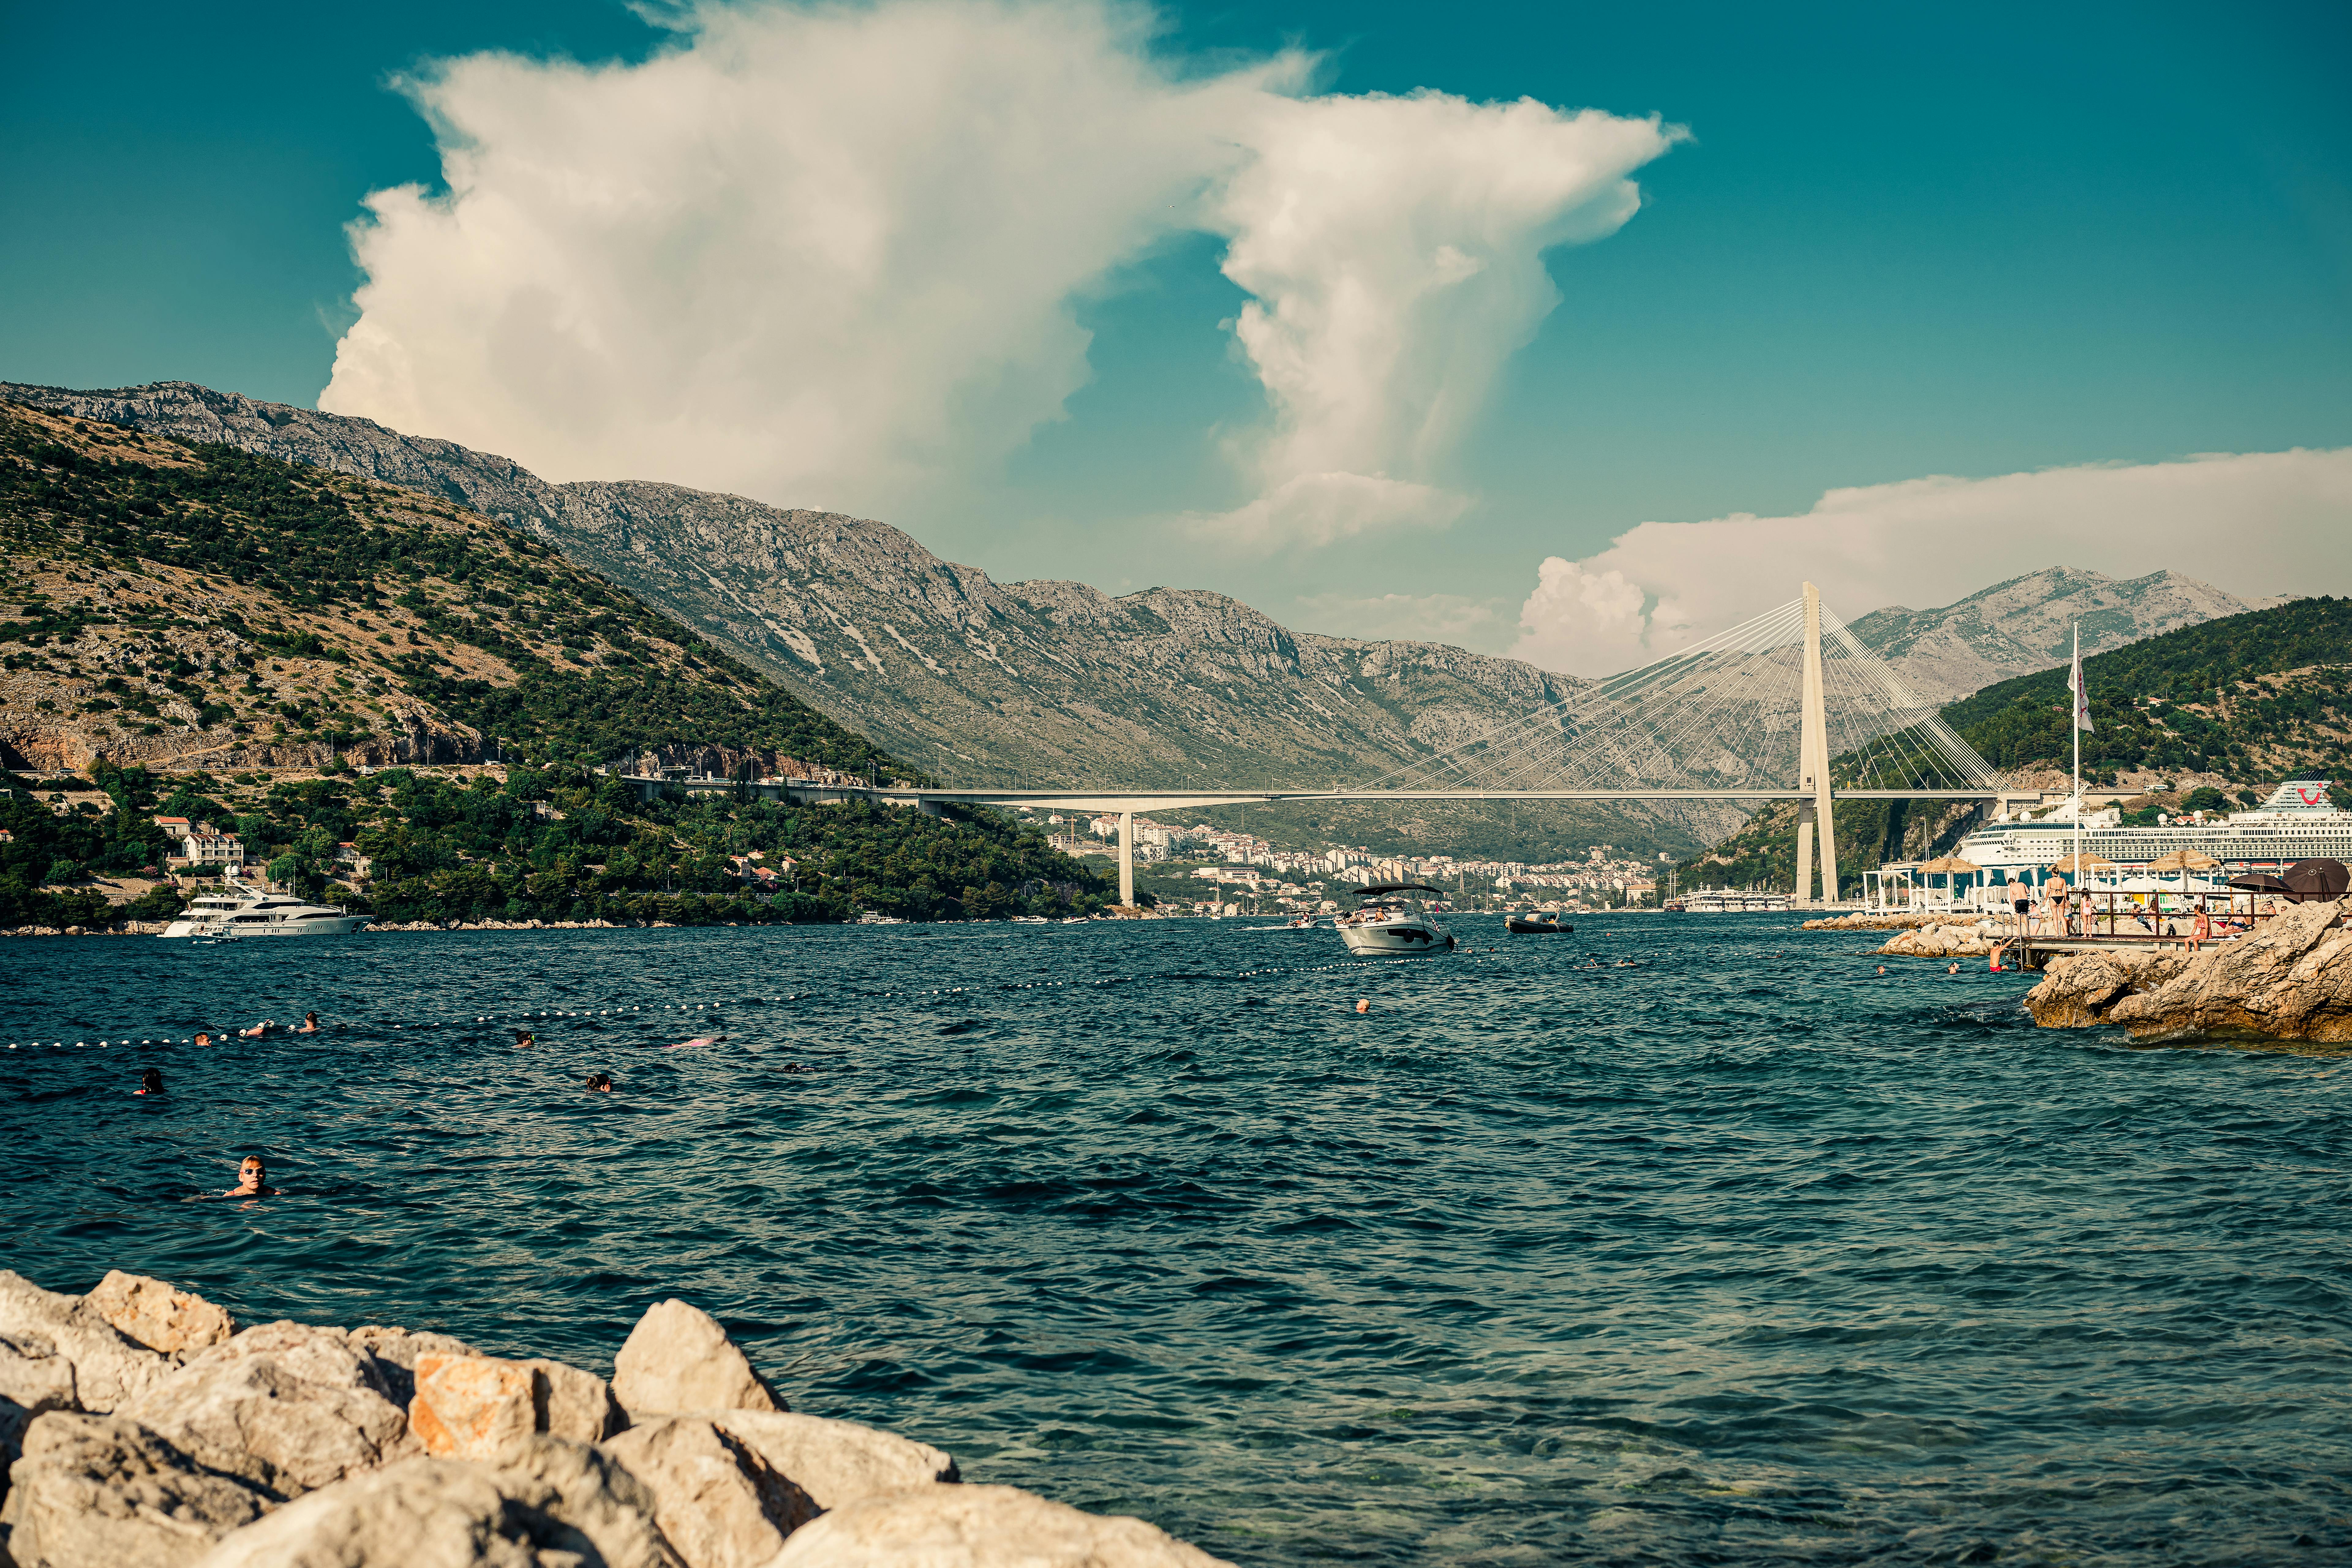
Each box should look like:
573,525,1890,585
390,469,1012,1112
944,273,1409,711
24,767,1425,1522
1953,780,2351,886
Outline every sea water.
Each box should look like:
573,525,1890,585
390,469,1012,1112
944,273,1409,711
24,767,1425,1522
4,915,2348,1564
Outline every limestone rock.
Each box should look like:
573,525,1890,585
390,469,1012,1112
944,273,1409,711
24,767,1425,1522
410,1355,536,1462
600,1418,817,1568
1,1394,32,1514
2102,897,2352,1042
0,1412,275,1568
0,1271,173,1412
191,1442,684,1568
120,1321,413,1496
86,1272,236,1355
408,1353,625,1463
612,1302,784,1419
771,1483,1232,1568
1877,919,2002,958
695,1410,956,1511
344,1325,480,1407
529,1357,626,1443
0,1333,80,1416
2022,948,2190,1028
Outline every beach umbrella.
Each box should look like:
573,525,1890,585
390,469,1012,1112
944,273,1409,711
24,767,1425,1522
2282,858,2350,903
2229,872,2292,896
1918,855,1983,874
2049,852,2114,876
2148,849,2220,872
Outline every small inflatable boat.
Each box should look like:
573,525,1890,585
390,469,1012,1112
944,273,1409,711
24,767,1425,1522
1505,912,1575,935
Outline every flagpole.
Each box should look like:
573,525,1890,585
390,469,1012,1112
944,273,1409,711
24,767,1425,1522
2072,622,2082,900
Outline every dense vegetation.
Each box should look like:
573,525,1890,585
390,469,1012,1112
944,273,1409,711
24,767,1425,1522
0,403,901,771
1942,597,2352,783
2,761,1113,928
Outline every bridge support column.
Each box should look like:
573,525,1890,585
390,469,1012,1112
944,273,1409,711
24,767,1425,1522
1800,582,1838,905
1794,804,1816,908
1118,810,1135,908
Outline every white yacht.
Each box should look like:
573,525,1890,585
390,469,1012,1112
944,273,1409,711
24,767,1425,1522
161,878,372,938
1953,780,2352,887
1336,883,1456,956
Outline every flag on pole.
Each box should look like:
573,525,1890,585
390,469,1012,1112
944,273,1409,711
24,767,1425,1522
2067,646,2095,732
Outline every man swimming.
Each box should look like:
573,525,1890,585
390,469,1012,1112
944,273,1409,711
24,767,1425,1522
223,1155,278,1197
194,1031,213,1047
584,1073,613,1092
239,1019,275,1039
297,1012,321,1034
515,1029,536,1050
136,1068,164,1095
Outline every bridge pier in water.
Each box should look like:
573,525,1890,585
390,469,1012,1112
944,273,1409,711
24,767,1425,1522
1118,810,1135,908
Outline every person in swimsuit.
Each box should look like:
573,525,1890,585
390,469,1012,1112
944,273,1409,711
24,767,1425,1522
515,1029,536,1050
194,1031,213,1048
584,1073,613,1092
297,1012,321,1033
239,1019,275,1038
136,1068,164,1095
224,1155,278,1197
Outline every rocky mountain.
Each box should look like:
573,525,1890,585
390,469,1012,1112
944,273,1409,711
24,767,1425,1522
1,380,1589,793
1848,568,2271,704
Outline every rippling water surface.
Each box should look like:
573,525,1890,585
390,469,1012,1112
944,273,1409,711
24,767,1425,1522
5,915,2350,1563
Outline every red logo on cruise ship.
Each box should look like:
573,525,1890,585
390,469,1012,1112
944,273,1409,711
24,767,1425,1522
2300,784,2331,806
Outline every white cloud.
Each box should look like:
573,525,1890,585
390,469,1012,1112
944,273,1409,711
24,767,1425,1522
324,0,1294,511
1195,90,1679,551
320,0,1674,539
1511,448,2352,675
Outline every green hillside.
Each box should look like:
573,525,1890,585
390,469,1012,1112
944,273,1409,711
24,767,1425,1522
0,402,1113,927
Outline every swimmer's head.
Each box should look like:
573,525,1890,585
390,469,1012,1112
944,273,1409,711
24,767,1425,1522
139,1068,163,1093
584,1073,612,1092
303,1011,319,1025
1355,998,1370,1014
237,1154,267,1185
194,1031,212,1047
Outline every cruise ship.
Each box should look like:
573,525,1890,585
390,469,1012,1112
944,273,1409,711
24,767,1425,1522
1665,889,1793,913
160,878,372,938
1952,780,2351,886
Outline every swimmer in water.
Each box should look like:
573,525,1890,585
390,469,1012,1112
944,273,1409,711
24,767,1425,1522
1947,962,1960,975
1876,966,1887,975
584,1073,612,1092
223,1154,278,1197
1356,998,1371,1014
194,1031,213,1048
136,1068,164,1095
297,1011,320,1034
239,1019,275,1039
514,1029,536,1050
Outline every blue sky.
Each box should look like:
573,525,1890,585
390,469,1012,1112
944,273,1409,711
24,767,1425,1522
4,1,2348,669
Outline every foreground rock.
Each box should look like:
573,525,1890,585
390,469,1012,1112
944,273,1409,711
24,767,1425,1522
604,1419,817,1567
694,1410,957,1510
2026,896,2352,1041
191,1440,680,1568
0,1412,276,1568
0,1271,174,1413
0,1272,1234,1568
774,1484,1232,1567
117,1322,416,1496
1801,911,1949,931
613,1301,784,1420
87,1272,238,1356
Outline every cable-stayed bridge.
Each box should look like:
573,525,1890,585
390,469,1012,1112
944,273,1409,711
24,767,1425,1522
636,584,2022,907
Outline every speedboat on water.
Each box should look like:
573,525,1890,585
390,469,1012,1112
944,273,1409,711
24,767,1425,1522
1506,911,1575,934
1336,883,1455,956
160,878,371,938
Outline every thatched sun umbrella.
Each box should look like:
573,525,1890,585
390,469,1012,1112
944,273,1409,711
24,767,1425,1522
2147,848,2220,901
2048,852,2115,878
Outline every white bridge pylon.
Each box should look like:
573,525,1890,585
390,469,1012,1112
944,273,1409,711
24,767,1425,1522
728,583,2009,907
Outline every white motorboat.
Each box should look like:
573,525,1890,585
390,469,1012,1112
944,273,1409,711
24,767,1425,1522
1336,883,1456,956
160,878,371,938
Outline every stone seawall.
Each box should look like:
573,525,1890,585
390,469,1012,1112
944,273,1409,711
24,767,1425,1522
0,1268,1229,1568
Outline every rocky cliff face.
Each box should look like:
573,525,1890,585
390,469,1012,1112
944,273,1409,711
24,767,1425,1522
2,381,1585,789
1848,567,2269,705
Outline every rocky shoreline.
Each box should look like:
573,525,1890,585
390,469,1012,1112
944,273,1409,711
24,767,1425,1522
2022,896,2351,1042
0,1269,1227,1567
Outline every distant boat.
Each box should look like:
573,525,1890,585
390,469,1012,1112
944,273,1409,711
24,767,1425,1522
855,912,909,925
160,878,369,938
1664,890,1790,913
1506,911,1575,934
1336,883,1455,956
